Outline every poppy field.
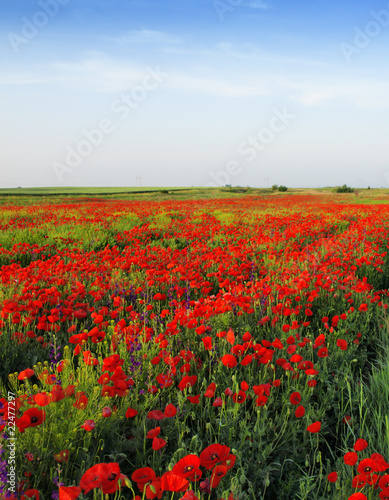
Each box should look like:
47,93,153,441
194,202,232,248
1,192,389,500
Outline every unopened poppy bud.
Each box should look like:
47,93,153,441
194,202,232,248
124,477,132,488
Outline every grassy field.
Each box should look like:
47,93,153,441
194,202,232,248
1,186,389,202
1,192,389,499
0,186,193,196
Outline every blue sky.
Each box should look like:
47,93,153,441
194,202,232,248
1,0,389,187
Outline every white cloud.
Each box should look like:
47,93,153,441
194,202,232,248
0,77,45,85
167,74,268,97
3,55,269,96
51,58,146,92
286,79,389,108
245,1,270,10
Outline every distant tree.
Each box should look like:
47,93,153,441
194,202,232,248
271,184,278,191
278,185,288,192
335,184,354,193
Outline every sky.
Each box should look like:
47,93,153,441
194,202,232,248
1,0,389,188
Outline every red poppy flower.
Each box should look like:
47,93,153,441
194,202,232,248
50,387,66,402
202,336,212,349
352,474,367,488
187,319,197,329
126,408,138,418
241,381,249,391
253,385,265,396
33,392,52,407
178,375,197,391
354,438,368,451
102,407,112,418
147,410,166,420
295,406,305,418
17,408,46,431
220,453,236,471
255,395,267,407
132,467,156,490
81,420,95,432
204,383,216,398
317,347,328,358
371,453,389,472
79,465,103,494
181,491,199,500
289,392,301,405
147,427,161,439
188,395,200,404
337,339,348,350
240,354,253,366
54,450,69,463
306,421,321,433
199,477,211,495
80,463,120,495
226,329,235,345
210,465,227,488
164,404,177,417
357,458,377,475
145,479,162,499
18,369,35,380
59,486,82,500
101,385,115,398
73,394,88,410
327,472,338,483
379,489,389,500
379,475,389,489
173,454,201,479
314,333,326,346
101,463,122,494
344,451,358,466
221,354,237,368
200,444,230,470
21,490,40,500
152,437,166,451
232,391,246,404
348,494,367,500
160,471,189,492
